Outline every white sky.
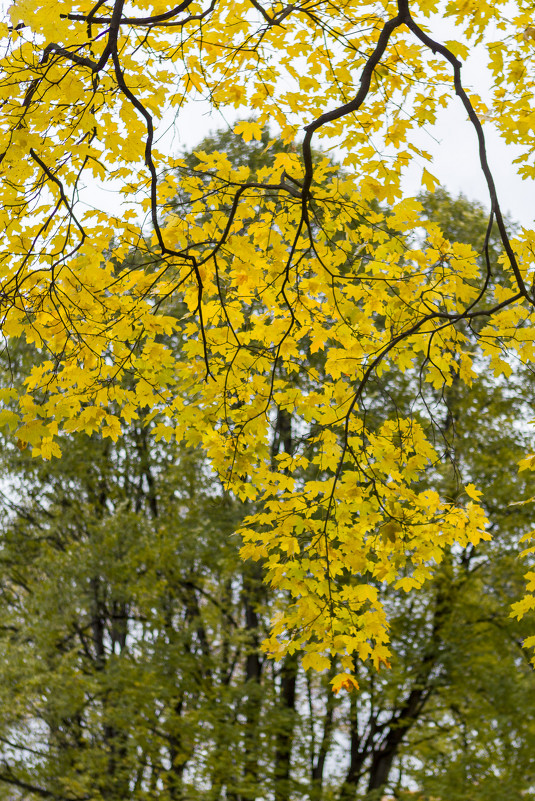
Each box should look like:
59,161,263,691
399,11,534,230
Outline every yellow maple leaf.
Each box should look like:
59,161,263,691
234,120,263,142
421,167,440,192
331,673,360,694
465,483,483,500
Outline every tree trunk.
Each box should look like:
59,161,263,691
274,651,298,801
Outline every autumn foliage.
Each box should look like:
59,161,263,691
1,0,535,684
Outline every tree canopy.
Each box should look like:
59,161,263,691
1,0,535,682
0,180,534,801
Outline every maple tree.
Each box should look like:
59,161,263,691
0,194,533,801
1,198,535,801
0,125,533,800
1,0,535,686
